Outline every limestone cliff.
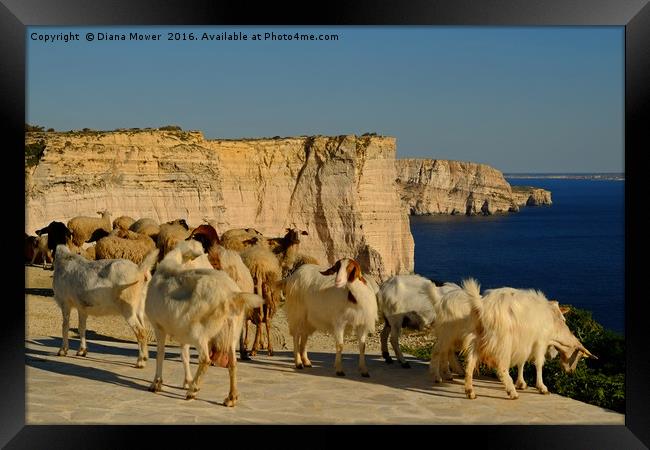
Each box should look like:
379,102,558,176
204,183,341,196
511,186,553,207
25,130,414,280
395,159,551,215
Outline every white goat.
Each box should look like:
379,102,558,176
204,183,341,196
145,242,263,407
427,279,562,386
427,279,477,382
462,281,596,400
377,274,460,368
52,244,158,367
282,258,378,377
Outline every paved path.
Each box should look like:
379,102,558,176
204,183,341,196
25,337,624,425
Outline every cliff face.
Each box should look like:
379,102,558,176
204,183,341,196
396,159,517,215
395,159,551,215
25,131,414,280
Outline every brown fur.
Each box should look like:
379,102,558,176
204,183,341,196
345,259,366,284
188,225,223,270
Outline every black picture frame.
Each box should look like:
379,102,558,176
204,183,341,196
3,0,648,448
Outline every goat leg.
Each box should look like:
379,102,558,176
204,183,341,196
76,310,88,357
148,329,166,393
223,347,239,407
380,322,393,364
57,305,70,356
186,342,210,400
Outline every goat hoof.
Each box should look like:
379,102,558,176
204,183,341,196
507,391,519,400
148,380,162,393
361,372,370,378
185,392,197,401
76,348,87,357
240,353,251,361
134,359,146,369
539,387,549,395
400,362,411,369
57,349,68,357
303,362,312,368
516,382,527,390
336,371,345,377
466,390,476,400
223,393,238,407
268,350,274,356
296,363,304,370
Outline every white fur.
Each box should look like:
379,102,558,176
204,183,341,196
427,279,477,383
377,274,460,367
463,282,594,400
217,246,255,293
282,258,378,376
52,244,158,367
145,245,263,406
67,210,111,246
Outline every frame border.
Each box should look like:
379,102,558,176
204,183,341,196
3,0,648,448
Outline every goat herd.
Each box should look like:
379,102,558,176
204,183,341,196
25,211,596,407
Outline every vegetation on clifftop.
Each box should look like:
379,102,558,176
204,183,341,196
402,305,625,413
25,139,46,168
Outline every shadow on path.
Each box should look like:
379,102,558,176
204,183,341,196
26,354,150,392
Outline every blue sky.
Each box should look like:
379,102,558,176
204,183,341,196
26,26,624,173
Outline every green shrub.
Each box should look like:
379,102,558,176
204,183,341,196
25,140,46,167
158,125,182,131
401,305,625,413
25,123,44,132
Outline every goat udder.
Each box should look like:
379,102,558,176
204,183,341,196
210,348,230,368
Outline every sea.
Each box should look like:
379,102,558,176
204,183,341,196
410,177,625,334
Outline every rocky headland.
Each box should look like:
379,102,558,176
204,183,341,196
395,158,552,215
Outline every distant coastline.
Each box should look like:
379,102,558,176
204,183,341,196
505,173,624,181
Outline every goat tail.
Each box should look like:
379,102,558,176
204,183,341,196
234,293,265,310
462,278,484,335
139,248,159,274
462,278,481,309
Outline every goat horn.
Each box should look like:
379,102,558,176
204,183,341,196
578,345,597,359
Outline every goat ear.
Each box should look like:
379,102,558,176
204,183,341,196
320,260,341,276
286,228,291,233
559,306,571,315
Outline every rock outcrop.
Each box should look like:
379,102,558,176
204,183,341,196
25,130,414,280
395,159,551,215
511,186,553,207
